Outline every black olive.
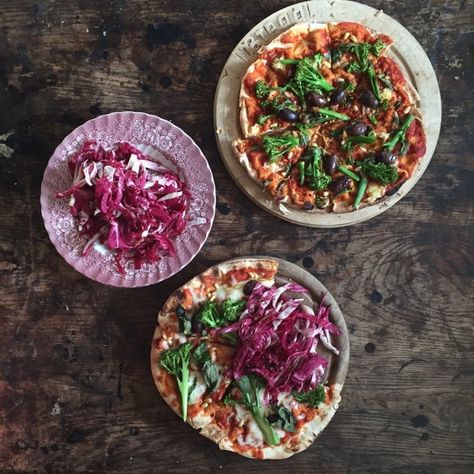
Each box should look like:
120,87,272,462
302,202,314,210
329,176,351,194
347,122,368,136
306,92,327,107
323,155,338,175
266,412,279,424
360,89,379,108
330,88,345,105
278,108,299,122
375,150,397,165
176,304,185,318
243,279,258,295
191,314,202,334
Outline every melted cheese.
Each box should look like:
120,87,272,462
264,161,284,173
214,284,245,302
380,87,393,102
365,182,385,204
234,404,264,446
188,371,207,405
238,152,259,180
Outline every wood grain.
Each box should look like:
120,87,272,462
0,0,473,472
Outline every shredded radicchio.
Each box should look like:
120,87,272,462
213,282,341,403
56,140,188,273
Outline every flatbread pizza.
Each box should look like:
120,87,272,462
235,22,426,213
150,258,344,459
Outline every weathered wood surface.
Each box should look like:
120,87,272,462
0,0,472,472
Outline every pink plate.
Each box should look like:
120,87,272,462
40,111,216,287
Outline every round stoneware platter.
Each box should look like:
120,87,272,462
151,256,350,439
41,111,216,287
214,0,442,228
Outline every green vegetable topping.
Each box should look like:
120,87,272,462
190,343,219,392
353,175,368,209
342,80,356,92
234,375,280,445
221,332,239,346
383,114,414,152
197,301,221,329
346,130,377,146
202,360,219,392
257,113,276,125
368,114,378,125
271,405,296,432
160,343,192,420
278,54,333,107
359,159,399,185
378,74,393,90
337,165,361,182
176,304,192,335
191,342,210,365
255,80,272,99
293,55,333,94
345,40,386,72
221,299,246,322
292,385,326,408
344,41,385,101
197,299,246,330
188,377,197,401
262,133,300,162
298,161,305,186
223,392,237,406
316,108,350,121
367,65,381,101
301,146,332,191
296,125,311,146
371,38,387,56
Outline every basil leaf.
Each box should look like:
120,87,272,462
192,342,210,365
188,377,198,401
202,360,219,392
271,405,296,432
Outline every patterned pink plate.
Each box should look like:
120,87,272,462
40,111,216,287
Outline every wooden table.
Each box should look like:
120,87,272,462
1,1,472,472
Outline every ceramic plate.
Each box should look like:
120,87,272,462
41,111,216,287
214,0,442,227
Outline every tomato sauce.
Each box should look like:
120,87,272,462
376,56,406,86
329,22,372,43
308,27,331,54
181,288,193,310
405,119,426,158
201,274,216,293
159,371,177,398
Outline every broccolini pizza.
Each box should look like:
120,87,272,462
150,258,343,459
235,22,426,213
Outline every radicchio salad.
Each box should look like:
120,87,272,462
56,141,188,273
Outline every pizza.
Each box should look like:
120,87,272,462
234,22,426,213
150,258,343,459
